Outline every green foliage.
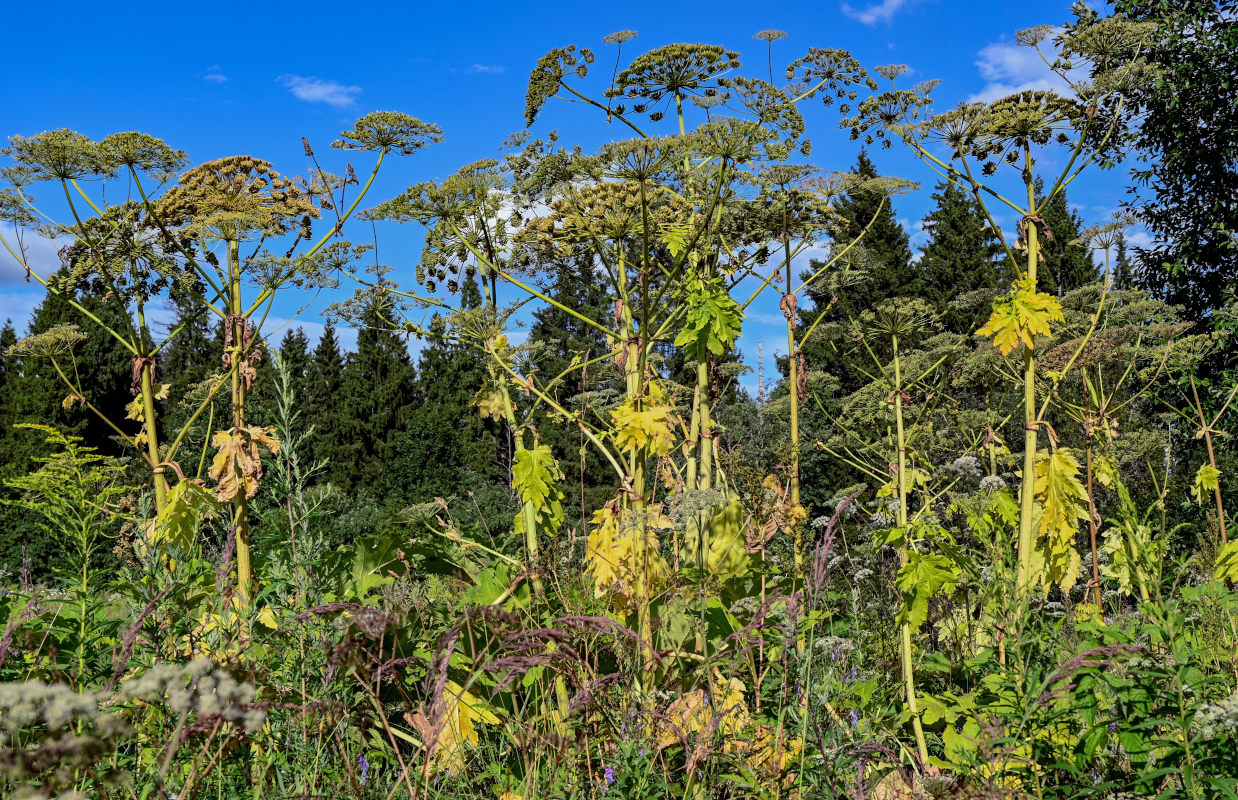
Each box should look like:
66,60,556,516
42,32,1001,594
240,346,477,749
1112,0,1238,317
512,441,565,537
674,276,744,360
895,550,960,631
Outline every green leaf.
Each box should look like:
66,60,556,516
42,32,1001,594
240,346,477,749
1191,463,1222,505
895,551,960,631
674,277,743,361
151,480,222,551
1215,540,1238,584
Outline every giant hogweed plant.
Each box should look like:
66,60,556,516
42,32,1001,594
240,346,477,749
0,112,441,604
322,33,917,783
354,34,893,594
844,14,1156,608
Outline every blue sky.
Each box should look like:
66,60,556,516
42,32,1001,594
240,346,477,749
0,0,1133,393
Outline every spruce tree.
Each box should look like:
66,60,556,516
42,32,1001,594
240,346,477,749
1113,231,1132,290
337,298,416,491
390,278,490,505
7,277,132,457
277,327,311,400
807,149,914,319
0,281,132,575
1036,179,1095,296
916,181,1008,331
306,324,347,483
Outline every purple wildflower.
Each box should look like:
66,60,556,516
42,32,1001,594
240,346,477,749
849,709,859,728
605,766,615,784
358,754,369,784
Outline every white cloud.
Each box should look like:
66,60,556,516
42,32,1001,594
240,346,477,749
968,38,1072,103
842,0,908,26
204,73,227,84
278,75,362,108
466,64,505,75
0,290,41,331
0,224,63,287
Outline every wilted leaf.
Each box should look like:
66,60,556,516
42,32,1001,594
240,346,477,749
208,425,281,502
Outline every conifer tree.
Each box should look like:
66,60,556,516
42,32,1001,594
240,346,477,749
808,149,914,319
1036,179,1095,296
1113,231,1132,289
916,181,1008,331
389,278,491,504
0,281,131,574
0,320,15,391
337,297,416,490
306,323,347,483
277,327,311,400
7,275,132,457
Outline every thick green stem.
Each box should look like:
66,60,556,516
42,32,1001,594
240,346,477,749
892,333,929,764
1085,436,1103,608
227,240,253,605
1016,151,1041,598
140,361,168,514
499,381,546,600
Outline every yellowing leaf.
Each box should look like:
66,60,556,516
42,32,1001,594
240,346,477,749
1031,448,1088,594
474,385,506,421
658,675,749,749
1192,463,1222,505
976,280,1064,355
680,500,752,580
151,479,222,551
611,397,675,456
586,505,669,613
512,442,565,537
409,680,502,772
209,426,281,503
1215,540,1238,584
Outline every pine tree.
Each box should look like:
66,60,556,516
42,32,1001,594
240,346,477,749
807,149,914,319
336,299,416,491
1036,179,1095,296
916,181,1009,331
306,323,347,483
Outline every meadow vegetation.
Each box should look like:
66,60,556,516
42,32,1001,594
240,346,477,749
0,3,1236,798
